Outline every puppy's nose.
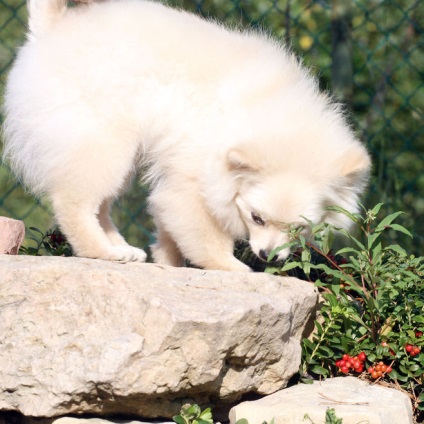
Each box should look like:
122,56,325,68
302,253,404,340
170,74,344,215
259,249,270,261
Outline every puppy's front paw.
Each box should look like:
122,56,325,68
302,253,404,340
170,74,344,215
112,246,148,263
199,257,252,272
81,245,147,263
225,261,252,272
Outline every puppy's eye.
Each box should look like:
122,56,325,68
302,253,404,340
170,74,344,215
251,212,265,226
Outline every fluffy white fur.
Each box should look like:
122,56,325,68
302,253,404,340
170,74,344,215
2,0,371,271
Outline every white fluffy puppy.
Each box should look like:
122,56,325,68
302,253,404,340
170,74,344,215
3,0,371,271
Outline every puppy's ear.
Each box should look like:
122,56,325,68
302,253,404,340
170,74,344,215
324,144,371,229
341,144,371,192
227,146,261,173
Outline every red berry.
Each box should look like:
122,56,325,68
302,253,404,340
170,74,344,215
342,354,350,361
338,360,346,367
386,366,393,373
410,346,421,357
353,360,362,369
358,352,366,362
415,331,423,338
335,360,342,367
340,366,349,374
405,344,413,353
381,341,388,347
368,367,375,373
371,371,379,379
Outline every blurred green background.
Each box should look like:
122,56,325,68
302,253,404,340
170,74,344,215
1,0,423,254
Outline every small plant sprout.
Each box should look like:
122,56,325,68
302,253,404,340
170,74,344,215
20,226,73,257
173,404,213,424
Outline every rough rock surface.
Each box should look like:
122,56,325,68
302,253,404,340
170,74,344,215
0,256,317,419
229,376,413,424
0,216,25,254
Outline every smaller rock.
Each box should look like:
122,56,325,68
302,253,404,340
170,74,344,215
54,418,172,424
0,216,25,254
229,377,413,424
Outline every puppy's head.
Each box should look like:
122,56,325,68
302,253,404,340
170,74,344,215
227,141,371,262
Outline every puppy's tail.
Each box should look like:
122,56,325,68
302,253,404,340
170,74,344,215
27,0,68,40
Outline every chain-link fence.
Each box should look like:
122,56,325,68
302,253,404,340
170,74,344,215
1,0,423,254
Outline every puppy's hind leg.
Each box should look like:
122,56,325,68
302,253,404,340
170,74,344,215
98,198,127,246
97,197,147,260
47,128,147,262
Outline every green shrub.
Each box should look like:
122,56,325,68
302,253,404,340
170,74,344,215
267,204,423,418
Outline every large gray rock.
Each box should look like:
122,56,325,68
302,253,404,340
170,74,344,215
0,256,317,419
229,376,413,424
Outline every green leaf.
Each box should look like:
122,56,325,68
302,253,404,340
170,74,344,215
28,226,44,235
196,419,211,424
199,408,213,422
310,365,328,375
375,211,405,232
264,267,282,274
322,227,335,254
385,244,407,257
408,364,420,372
325,205,361,224
173,416,187,424
368,231,382,250
336,246,359,255
372,241,382,260
388,224,413,238
301,248,311,262
325,408,343,424
186,404,201,415
268,242,294,261
318,345,335,357
302,338,315,351
235,419,249,424
279,262,301,272
370,203,384,216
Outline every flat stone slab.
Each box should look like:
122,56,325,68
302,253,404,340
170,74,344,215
0,256,317,419
229,376,413,424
